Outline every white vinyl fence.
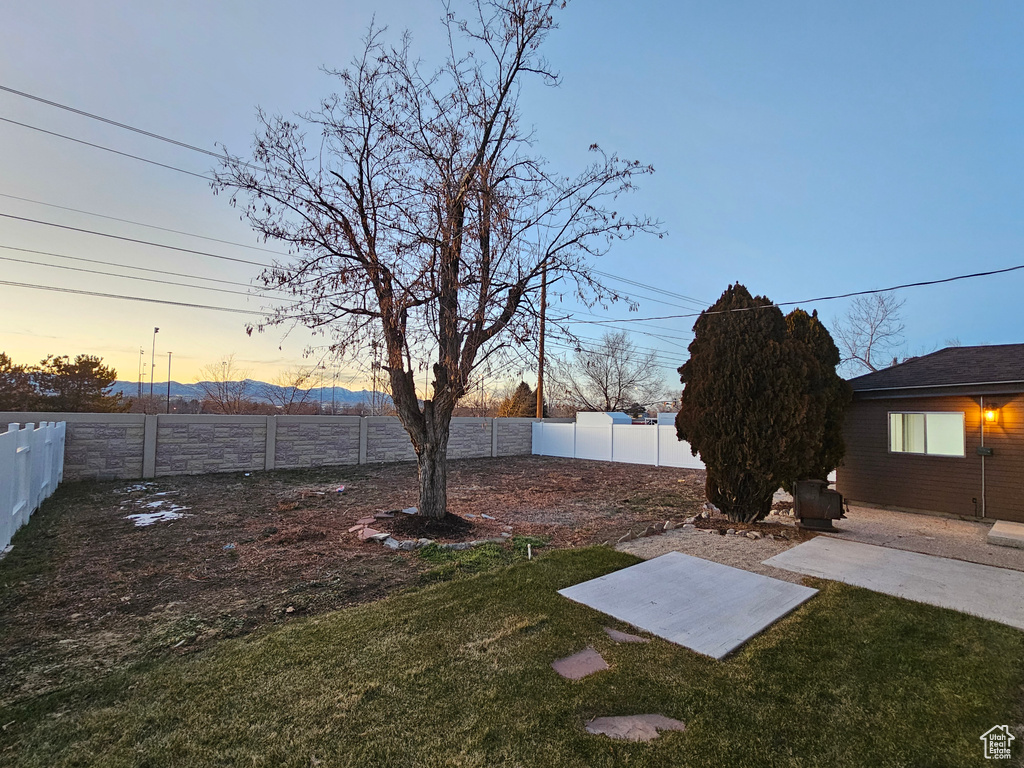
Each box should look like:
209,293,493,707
532,412,705,469
0,421,65,553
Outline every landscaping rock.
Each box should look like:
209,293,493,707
682,523,696,529
585,714,686,742
500,532,512,538
663,520,677,531
726,528,736,535
383,537,401,550
347,524,365,534
369,533,391,543
358,528,385,541
355,517,375,525
617,532,635,544
398,540,419,551
417,538,434,547
481,513,495,520
373,512,394,520
644,524,662,537
551,646,609,680
684,516,697,525
401,507,418,515
746,531,763,540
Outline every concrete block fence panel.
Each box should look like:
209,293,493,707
273,415,361,469
1,413,542,481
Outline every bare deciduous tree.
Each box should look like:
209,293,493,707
195,355,253,414
261,366,318,414
215,1,659,518
833,292,906,374
551,331,669,413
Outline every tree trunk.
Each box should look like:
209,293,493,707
416,429,450,520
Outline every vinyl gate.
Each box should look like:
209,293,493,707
0,421,65,553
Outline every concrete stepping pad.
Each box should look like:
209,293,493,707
604,627,650,644
988,520,1024,550
559,552,817,659
551,646,609,680
585,714,686,742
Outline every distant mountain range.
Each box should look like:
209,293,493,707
112,380,388,406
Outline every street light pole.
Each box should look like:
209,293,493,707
149,327,159,404
166,352,172,414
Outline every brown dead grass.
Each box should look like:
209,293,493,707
0,456,706,706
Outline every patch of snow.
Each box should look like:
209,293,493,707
126,508,189,527
114,482,156,494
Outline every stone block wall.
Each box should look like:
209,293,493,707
364,417,417,463
155,416,267,476
274,416,361,469
496,417,536,456
449,418,493,459
3,413,542,481
6,413,146,480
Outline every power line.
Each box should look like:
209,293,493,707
0,83,228,162
0,212,273,268
591,269,708,307
0,244,280,292
0,192,291,257
0,117,211,180
578,263,1024,324
0,278,277,315
0,253,297,304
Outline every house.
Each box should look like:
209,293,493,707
835,344,1024,523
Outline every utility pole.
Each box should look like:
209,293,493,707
166,352,172,413
137,347,144,399
149,327,159,403
536,260,547,418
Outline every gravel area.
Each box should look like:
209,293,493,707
830,505,1024,573
616,527,807,584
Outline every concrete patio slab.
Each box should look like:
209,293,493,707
764,537,1024,630
557,552,818,660
988,521,1024,550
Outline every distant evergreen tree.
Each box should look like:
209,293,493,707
34,355,126,413
497,382,537,417
675,284,830,523
0,352,36,411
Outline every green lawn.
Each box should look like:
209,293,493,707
2,547,1022,767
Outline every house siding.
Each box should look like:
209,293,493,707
836,393,1024,523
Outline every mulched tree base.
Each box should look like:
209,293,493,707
384,513,475,540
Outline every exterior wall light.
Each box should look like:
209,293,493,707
984,407,999,424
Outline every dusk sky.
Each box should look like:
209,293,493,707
2,1,1022,390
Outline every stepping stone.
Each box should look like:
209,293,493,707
357,527,384,541
988,520,1024,550
356,517,376,525
551,646,608,680
585,714,686,742
604,627,650,644
347,524,365,533
401,507,418,515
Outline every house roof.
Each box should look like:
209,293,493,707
848,344,1024,395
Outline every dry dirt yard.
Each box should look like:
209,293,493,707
1,455,793,707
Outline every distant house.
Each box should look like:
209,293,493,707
836,344,1024,523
